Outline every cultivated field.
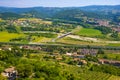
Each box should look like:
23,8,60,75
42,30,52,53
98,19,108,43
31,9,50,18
0,31,26,42
98,53,120,61
73,27,104,37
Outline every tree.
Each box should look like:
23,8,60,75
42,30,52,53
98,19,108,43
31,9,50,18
95,26,112,34
0,75,6,80
111,31,118,38
16,64,33,78
97,49,104,54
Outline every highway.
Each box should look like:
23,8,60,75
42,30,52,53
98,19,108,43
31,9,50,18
0,42,120,50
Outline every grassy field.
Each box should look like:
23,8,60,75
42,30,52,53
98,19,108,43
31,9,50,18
63,64,120,80
32,36,52,43
29,33,57,43
0,31,26,42
73,27,104,37
18,18,52,24
108,43,120,47
108,75,120,80
57,37,107,46
98,53,120,61
0,31,57,43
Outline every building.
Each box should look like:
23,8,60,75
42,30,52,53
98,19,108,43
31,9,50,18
99,59,120,67
1,66,18,80
20,46,41,50
66,52,72,56
80,49,97,56
112,27,120,32
97,20,109,26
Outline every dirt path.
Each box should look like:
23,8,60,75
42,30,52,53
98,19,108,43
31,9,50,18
67,35,120,44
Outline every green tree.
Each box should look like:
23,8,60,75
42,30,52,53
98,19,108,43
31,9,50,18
97,49,104,54
111,31,118,38
16,64,33,78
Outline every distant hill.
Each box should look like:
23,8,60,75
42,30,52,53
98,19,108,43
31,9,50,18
0,12,23,19
0,5,119,21
53,9,110,21
80,5,120,13
0,7,62,18
0,5,120,13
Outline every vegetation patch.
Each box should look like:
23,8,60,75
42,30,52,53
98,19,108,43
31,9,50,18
57,37,106,46
32,36,52,43
74,27,103,37
98,53,120,61
0,31,26,42
108,43,120,47
25,33,57,38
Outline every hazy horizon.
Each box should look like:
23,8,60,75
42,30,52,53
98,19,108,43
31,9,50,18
0,4,120,8
0,0,120,8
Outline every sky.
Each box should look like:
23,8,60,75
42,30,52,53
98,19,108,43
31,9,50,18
0,0,120,8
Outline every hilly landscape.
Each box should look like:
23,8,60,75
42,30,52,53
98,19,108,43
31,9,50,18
0,5,120,19
0,4,120,80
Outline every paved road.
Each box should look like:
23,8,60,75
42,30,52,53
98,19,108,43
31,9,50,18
0,42,120,50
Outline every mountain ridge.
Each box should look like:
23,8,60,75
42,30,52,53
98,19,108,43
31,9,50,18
0,5,119,21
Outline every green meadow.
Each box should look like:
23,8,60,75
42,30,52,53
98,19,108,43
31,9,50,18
108,43,120,47
98,53,120,61
32,36,52,43
74,27,103,37
0,31,26,42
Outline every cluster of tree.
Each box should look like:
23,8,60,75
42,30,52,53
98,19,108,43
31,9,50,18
25,33,57,38
111,31,119,39
0,21,7,31
94,26,112,34
0,26,4,31
52,18,95,29
16,61,77,79
0,21,19,33
21,27,61,33
80,23,93,28
0,5,119,21
5,25,18,33
53,9,84,22
0,46,79,80
90,64,120,76
97,49,105,54
0,45,120,79
0,12,23,20
53,9,112,22
85,55,98,62
21,22,76,33
111,13,120,23
10,37,27,42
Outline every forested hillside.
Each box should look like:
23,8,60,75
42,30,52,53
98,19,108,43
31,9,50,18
0,5,120,21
